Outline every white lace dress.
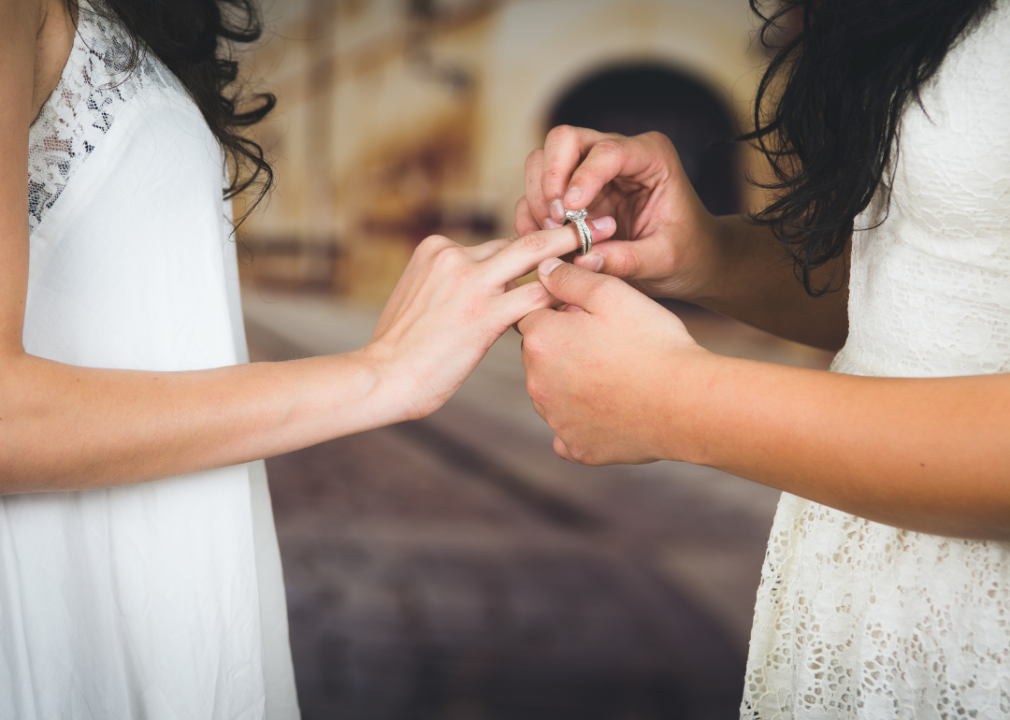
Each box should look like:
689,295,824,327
741,4,1010,718
0,5,299,718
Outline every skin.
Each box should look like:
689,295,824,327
0,0,617,494
516,126,1010,541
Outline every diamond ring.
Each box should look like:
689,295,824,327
562,208,593,255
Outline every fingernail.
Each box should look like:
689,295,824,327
539,257,563,276
590,216,616,234
549,199,564,222
564,186,582,206
543,218,561,230
584,253,604,273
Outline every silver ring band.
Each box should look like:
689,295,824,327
562,209,593,255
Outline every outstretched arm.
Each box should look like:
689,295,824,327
519,260,1010,541
516,126,849,351
0,1,613,494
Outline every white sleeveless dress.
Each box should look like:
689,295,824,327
1,6,299,719
742,4,1010,718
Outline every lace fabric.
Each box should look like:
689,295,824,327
27,1,179,234
742,3,1010,718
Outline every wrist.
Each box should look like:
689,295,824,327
347,342,414,428
651,346,731,467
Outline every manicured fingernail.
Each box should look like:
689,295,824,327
539,257,563,276
584,253,604,273
543,218,561,229
564,186,582,206
549,199,564,222
590,216,616,234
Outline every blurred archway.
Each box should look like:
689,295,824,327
547,64,741,216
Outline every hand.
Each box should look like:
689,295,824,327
515,126,725,302
518,258,711,466
364,223,616,423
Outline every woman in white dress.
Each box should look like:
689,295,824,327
0,0,616,717
516,0,1010,716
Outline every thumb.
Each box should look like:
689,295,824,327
573,236,672,281
537,258,612,313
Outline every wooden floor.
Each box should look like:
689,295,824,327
245,292,832,720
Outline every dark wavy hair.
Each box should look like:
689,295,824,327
71,0,275,210
743,0,995,294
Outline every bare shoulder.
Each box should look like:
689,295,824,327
33,0,77,119
0,0,66,355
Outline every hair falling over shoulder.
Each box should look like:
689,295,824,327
70,0,276,212
743,0,995,295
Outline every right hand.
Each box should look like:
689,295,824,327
362,222,615,423
515,126,725,302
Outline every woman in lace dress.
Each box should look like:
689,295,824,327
0,0,613,717
516,0,1010,717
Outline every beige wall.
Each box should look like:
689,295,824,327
240,0,768,302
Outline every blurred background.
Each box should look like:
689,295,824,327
236,1,829,718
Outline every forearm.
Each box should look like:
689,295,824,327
692,215,849,351
0,349,394,494
672,354,1010,539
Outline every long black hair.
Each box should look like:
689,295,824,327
744,0,995,294
74,0,275,208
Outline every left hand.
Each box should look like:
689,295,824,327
518,259,710,465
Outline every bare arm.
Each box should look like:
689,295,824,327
516,126,848,351
519,260,1010,541
0,2,607,494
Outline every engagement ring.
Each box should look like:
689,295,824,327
562,208,593,255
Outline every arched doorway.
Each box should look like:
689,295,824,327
547,64,741,216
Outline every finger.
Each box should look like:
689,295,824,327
570,236,673,281
370,234,458,340
523,149,552,227
514,196,542,237
553,435,574,462
541,125,607,221
516,306,554,338
487,222,618,286
536,257,618,314
530,398,547,422
565,134,666,213
493,280,560,327
469,237,512,262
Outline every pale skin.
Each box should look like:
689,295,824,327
0,0,617,494
516,126,1010,541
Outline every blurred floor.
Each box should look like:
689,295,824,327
244,291,833,720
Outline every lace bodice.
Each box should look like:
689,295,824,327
742,3,1010,718
27,2,179,234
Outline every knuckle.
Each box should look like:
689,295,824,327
642,130,673,149
525,148,544,173
418,234,451,254
521,330,544,360
526,377,545,405
609,251,638,279
431,242,467,270
546,124,576,144
519,231,549,254
568,443,598,466
526,282,550,304
593,137,625,158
